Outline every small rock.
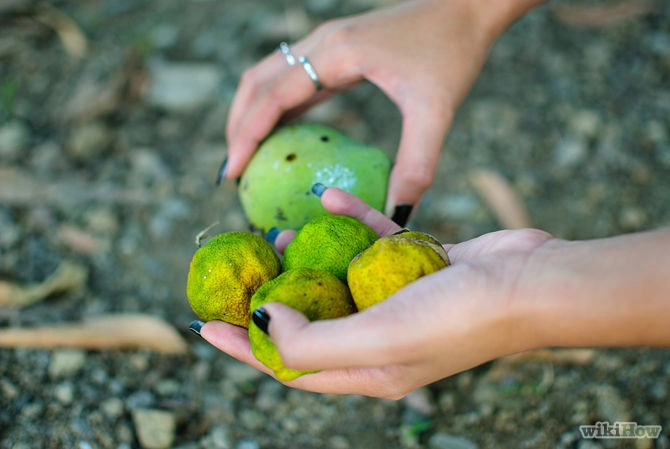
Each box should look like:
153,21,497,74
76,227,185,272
201,425,232,449
0,379,19,399
619,206,647,230
239,409,265,431
66,121,112,162
594,385,632,423
49,348,87,378
101,397,125,419
54,382,74,404
404,387,437,416
132,408,176,449
153,379,180,396
428,433,478,449
0,120,30,161
144,59,222,113
569,109,601,139
576,440,602,449
554,136,588,167
328,435,350,449
235,440,260,449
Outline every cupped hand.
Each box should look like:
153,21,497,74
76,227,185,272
224,0,516,219
200,187,555,399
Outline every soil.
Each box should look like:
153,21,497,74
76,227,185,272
1,1,669,448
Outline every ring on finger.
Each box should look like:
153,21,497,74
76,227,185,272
278,41,296,66
298,56,322,91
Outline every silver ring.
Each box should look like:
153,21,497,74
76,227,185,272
278,41,296,66
298,56,322,91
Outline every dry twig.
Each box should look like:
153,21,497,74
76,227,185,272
0,314,189,354
0,260,88,308
469,168,531,229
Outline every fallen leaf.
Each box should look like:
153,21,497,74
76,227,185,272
35,3,88,57
469,168,531,229
552,0,660,27
0,313,189,354
0,260,88,308
485,348,597,381
0,167,153,207
56,224,102,255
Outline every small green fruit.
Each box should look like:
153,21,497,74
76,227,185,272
238,124,391,233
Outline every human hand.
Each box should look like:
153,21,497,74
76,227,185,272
223,0,546,224
197,186,555,398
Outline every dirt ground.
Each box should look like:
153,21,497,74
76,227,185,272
1,1,669,448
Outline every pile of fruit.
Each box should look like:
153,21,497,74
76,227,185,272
186,124,450,380
186,215,450,381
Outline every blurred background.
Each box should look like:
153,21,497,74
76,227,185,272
0,0,669,448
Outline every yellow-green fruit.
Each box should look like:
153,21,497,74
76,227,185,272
249,267,356,381
238,124,391,233
282,214,378,283
347,231,450,311
186,232,281,327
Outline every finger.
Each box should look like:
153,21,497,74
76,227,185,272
274,229,296,254
226,48,363,180
199,320,275,376
259,296,422,371
226,50,287,141
384,101,453,217
319,187,403,237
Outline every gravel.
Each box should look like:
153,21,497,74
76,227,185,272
1,1,669,448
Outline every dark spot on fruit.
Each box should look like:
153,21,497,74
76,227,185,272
286,153,297,161
320,135,329,142
275,208,287,221
317,281,323,286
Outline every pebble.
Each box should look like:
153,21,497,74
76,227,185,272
428,433,478,449
66,121,112,162
48,348,87,378
594,385,632,423
404,387,437,416
235,440,260,449
144,59,222,113
132,408,177,449
569,109,601,139
554,135,588,167
101,397,125,419
0,120,30,161
54,382,74,404
201,425,232,449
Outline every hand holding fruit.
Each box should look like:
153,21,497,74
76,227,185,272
224,0,547,218
195,186,559,398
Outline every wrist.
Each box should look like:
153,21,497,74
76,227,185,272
521,228,670,349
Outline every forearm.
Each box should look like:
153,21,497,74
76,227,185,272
525,228,670,349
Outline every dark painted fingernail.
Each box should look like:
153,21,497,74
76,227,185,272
189,320,205,336
265,227,280,244
391,204,413,227
311,182,327,197
215,156,228,186
252,308,270,335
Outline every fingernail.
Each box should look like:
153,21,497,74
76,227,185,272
391,204,413,227
311,182,327,197
252,308,270,335
189,319,205,336
265,227,280,244
215,156,228,186
392,228,410,235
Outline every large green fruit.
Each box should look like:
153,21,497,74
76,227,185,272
238,124,391,233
